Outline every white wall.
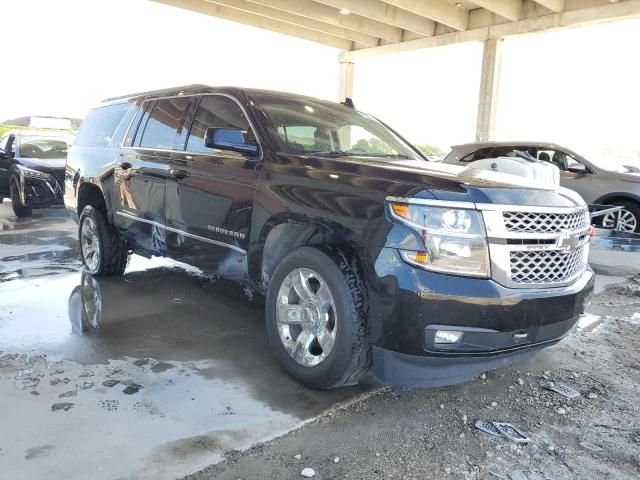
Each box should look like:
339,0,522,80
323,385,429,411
352,42,483,152
496,19,640,161
0,0,340,121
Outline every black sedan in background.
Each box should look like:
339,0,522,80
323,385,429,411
0,130,74,217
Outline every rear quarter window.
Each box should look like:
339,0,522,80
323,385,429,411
75,102,135,147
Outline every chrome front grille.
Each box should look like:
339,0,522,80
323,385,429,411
480,204,590,288
503,210,589,233
510,246,586,285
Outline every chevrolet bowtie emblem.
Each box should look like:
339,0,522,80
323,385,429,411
557,233,581,250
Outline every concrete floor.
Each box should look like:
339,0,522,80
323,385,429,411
0,202,372,480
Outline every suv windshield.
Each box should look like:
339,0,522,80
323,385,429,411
254,93,422,160
19,137,71,159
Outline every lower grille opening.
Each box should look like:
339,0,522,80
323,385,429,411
510,246,585,285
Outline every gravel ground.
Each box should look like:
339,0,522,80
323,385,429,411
184,275,640,480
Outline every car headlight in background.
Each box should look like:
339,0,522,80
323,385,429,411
389,201,490,278
17,165,52,180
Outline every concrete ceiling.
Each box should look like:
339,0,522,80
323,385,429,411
153,0,640,57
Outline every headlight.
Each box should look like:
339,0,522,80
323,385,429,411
389,201,490,278
17,165,51,180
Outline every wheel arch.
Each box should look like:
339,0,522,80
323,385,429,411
593,192,640,206
250,214,366,295
77,182,110,221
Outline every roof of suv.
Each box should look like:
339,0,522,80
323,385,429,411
101,84,345,109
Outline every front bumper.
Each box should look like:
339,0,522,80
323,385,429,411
369,247,594,387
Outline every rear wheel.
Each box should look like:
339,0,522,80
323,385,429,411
79,205,128,276
602,200,640,233
266,246,370,389
10,179,32,218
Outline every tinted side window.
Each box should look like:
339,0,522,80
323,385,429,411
186,96,253,153
108,104,138,147
139,97,190,150
75,102,133,147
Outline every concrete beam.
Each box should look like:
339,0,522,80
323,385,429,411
154,0,353,49
313,0,436,37
341,0,640,60
532,0,565,13
241,0,404,43
205,0,380,46
472,0,523,21
380,0,469,31
475,38,503,142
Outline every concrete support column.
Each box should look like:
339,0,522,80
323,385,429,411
338,60,355,102
475,37,503,142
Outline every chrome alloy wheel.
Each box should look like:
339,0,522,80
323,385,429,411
81,217,101,271
602,209,638,232
276,268,337,367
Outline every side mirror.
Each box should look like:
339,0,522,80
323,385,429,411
567,163,587,174
204,127,259,156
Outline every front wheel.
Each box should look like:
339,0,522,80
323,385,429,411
10,179,32,217
602,200,640,233
266,246,371,389
79,205,129,276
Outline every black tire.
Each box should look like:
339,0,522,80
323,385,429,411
266,246,371,389
79,205,128,276
10,179,32,217
605,200,640,233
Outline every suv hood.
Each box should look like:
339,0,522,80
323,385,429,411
306,154,585,209
16,157,66,171
391,159,558,191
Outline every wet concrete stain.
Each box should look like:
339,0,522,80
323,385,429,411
122,383,143,395
58,390,77,398
51,402,74,412
161,434,221,458
50,377,70,386
150,362,174,374
24,445,55,460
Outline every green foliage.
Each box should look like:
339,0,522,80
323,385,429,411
351,138,393,154
415,144,445,158
0,124,76,138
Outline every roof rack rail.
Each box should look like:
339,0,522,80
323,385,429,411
101,84,209,103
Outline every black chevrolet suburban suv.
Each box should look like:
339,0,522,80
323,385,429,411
65,85,594,389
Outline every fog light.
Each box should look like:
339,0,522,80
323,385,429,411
434,330,463,344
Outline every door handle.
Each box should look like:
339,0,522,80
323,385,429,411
119,161,132,170
169,168,189,180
